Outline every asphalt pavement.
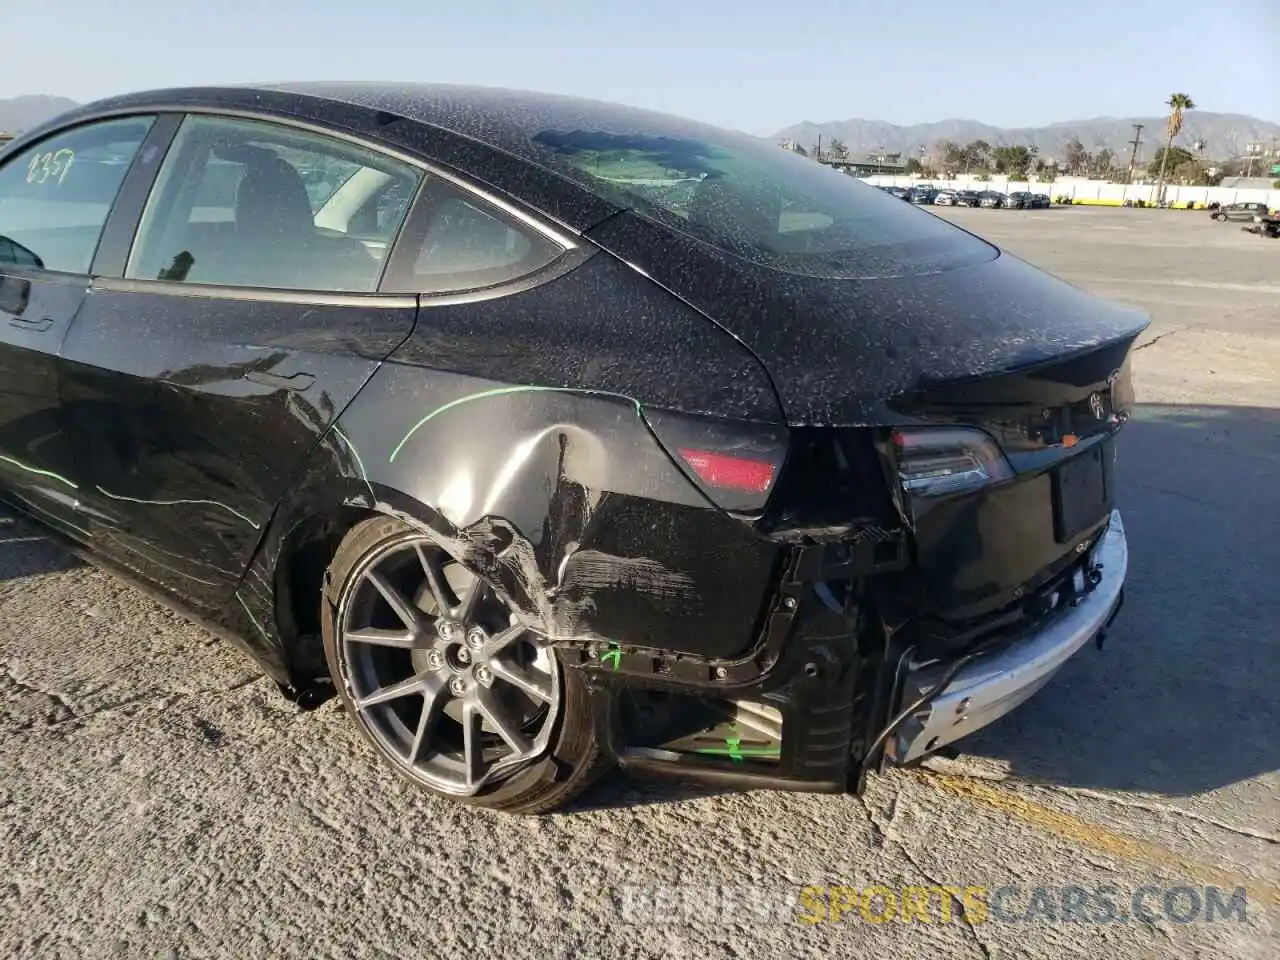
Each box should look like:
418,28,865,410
2,206,1277,959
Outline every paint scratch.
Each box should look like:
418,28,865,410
389,385,643,463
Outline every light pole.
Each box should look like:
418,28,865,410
1245,143,1261,178
1126,123,1144,184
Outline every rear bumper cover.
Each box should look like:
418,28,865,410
888,509,1128,764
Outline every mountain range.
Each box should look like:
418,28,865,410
773,112,1280,162
0,96,80,135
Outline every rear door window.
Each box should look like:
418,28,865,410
126,115,422,292
0,116,155,274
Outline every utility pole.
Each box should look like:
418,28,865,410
1244,143,1261,178
1126,123,1144,183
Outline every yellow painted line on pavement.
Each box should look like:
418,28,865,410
922,773,1280,908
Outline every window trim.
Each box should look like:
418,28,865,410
380,176,573,296
7,103,585,297
0,112,166,281
106,105,581,296
92,113,183,278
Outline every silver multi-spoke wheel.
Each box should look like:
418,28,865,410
335,534,561,797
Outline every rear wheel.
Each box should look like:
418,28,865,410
321,516,607,813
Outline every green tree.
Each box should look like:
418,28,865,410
1091,148,1115,178
992,145,1035,179
1063,138,1088,175
937,139,966,176
827,138,849,161
1149,145,1195,176
1154,93,1195,201
963,139,991,173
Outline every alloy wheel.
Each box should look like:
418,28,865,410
336,534,560,796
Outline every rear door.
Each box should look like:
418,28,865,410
0,115,158,536
59,112,425,609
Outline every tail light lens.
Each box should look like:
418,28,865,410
677,449,777,495
891,427,1013,497
643,407,788,513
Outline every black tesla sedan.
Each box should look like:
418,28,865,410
0,84,1142,813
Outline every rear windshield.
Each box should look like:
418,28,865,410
529,128,994,278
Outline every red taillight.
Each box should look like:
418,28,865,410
642,407,788,513
677,449,776,494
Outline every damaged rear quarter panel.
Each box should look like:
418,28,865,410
316,369,781,661
250,251,789,673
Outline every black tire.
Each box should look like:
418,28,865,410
321,515,609,814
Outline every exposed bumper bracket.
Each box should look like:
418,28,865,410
887,509,1128,764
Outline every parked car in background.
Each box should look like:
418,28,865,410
1211,202,1270,222
909,185,937,204
886,185,911,200
978,191,1005,209
0,83,1142,814
1242,212,1280,238
1006,191,1032,209
1030,193,1052,208
953,190,981,208
933,189,958,206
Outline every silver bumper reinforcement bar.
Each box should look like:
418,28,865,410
890,509,1128,764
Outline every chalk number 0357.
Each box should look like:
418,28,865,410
26,149,75,185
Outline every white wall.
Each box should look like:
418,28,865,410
860,172,1280,209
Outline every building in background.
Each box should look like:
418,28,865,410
821,153,909,176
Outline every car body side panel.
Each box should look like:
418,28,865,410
59,282,419,611
239,259,789,684
390,251,783,423
0,273,88,536
241,365,784,684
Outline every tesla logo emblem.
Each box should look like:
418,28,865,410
1088,392,1105,419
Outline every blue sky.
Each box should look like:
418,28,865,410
2,0,1275,133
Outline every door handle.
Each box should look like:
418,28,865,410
7,316,54,332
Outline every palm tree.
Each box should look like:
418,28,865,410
1154,93,1195,202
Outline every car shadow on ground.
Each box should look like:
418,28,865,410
561,770,735,812
963,403,1280,797
0,512,85,581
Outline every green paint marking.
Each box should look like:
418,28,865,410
601,644,622,671
388,385,643,463
0,453,78,490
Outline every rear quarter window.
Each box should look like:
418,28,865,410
381,177,565,295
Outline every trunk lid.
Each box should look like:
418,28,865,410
587,211,1148,427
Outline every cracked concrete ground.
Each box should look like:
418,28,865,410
2,207,1277,959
